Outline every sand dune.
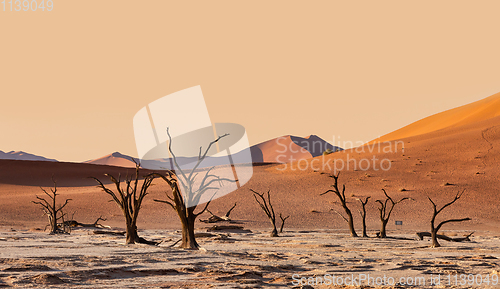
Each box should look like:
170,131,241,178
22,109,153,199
250,134,339,163
83,152,137,168
0,150,58,162
1,94,500,234
371,91,500,143
85,135,339,168
0,159,140,187
1,112,500,232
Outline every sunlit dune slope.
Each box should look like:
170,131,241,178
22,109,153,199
371,91,500,143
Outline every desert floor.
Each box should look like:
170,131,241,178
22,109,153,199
0,226,499,288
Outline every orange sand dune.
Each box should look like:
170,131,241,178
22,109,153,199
2,107,500,234
371,91,500,143
83,152,137,168
250,134,338,163
2,112,500,233
85,135,338,168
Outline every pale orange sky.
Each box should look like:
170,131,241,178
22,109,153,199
1,1,500,162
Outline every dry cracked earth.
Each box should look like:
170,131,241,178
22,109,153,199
0,228,499,288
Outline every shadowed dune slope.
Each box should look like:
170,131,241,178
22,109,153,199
2,111,500,233
371,91,500,143
0,160,143,187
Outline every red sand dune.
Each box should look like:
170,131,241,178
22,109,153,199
250,134,338,163
2,94,500,235
85,135,338,168
83,152,137,168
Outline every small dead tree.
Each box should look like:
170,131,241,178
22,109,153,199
321,172,358,237
92,164,155,245
376,189,410,238
416,231,474,243
32,177,71,234
356,197,370,238
279,213,290,233
152,129,233,249
251,189,279,237
64,216,110,228
428,190,471,247
201,203,237,223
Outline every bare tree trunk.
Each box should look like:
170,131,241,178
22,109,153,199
125,223,139,245
180,213,199,249
376,189,410,238
361,215,367,238
32,177,71,235
416,231,473,243
251,189,280,237
345,208,357,238
379,219,388,238
321,172,358,237
356,197,370,238
152,128,233,250
430,229,440,247
279,213,290,233
428,190,471,248
93,163,154,245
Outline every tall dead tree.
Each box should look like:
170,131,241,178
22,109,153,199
321,172,358,237
428,190,471,247
356,197,370,238
251,189,286,237
376,189,410,238
92,164,155,244
32,177,71,234
152,128,233,249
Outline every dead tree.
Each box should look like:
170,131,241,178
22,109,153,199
416,231,474,243
201,203,237,223
32,177,71,234
92,164,155,245
321,172,358,237
251,189,279,237
356,197,370,238
152,128,233,249
279,213,290,233
376,189,410,238
427,190,471,247
64,216,110,228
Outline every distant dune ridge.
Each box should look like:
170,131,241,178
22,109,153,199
371,91,500,143
83,152,138,168
83,135,340,168
0,150,58,162
250,135,341,163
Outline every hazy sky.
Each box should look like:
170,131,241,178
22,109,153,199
2,1,500,162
